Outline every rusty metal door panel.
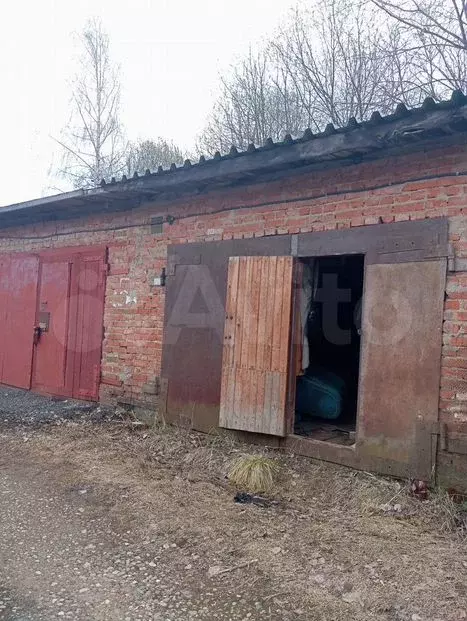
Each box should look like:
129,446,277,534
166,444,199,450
167,236,292,275
1,255,39,389
32,261,72,395
219,256,294,436
71,254,106,400
297,218,448,259
163,262,227,431
357,258,446,480
161,236,291,432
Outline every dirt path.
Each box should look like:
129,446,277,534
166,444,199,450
0,434,288,621
0,407,466,620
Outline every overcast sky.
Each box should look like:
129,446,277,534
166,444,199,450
0,0,298,207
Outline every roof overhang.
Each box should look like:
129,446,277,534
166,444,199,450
2,94,467,229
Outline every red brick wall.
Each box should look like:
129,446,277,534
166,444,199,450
442,217,467,426
1,142,467,423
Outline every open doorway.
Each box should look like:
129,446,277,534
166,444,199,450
293,254,364,446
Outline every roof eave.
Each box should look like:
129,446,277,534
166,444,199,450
1,96,467,228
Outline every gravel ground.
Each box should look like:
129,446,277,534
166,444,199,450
0,386,109,427
0,386,466,621
0,388,300,621
0,386,116,429
0,456,272,621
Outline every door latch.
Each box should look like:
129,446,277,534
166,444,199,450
33,325,42,345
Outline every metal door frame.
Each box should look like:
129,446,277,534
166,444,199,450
161,218,449,478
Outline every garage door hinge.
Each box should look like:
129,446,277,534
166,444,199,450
291,235,298,257
431,422,447,451
167,254,179,276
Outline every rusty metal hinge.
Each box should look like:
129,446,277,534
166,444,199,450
431,422,447,451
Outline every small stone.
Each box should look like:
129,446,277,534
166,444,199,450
342,590,364,607
312,573,326,585
271,547,282,555
208,566,221,578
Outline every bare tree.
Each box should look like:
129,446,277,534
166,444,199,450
369,0,467,95
126,138,185,174
272,1,408,128
369,0,467,51
57,18,126,188
197,48,308,155
198,0,467,155
198,1,410,153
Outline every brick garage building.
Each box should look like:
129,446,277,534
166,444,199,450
1,93,467,488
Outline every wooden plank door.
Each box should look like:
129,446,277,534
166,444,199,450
1,255,40,389
219,256,294,436
357,258,447,480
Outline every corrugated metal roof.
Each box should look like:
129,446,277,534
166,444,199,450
2,90,467,227
101,91,467,187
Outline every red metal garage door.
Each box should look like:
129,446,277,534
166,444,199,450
32,258,72,396
0,248,106,401
32,248,107,401
69,250,107,400
0,255,40,389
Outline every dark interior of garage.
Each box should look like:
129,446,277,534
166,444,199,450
294,254,364,445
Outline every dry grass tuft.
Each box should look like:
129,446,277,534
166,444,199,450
228,454,279,493
414,487,467,535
